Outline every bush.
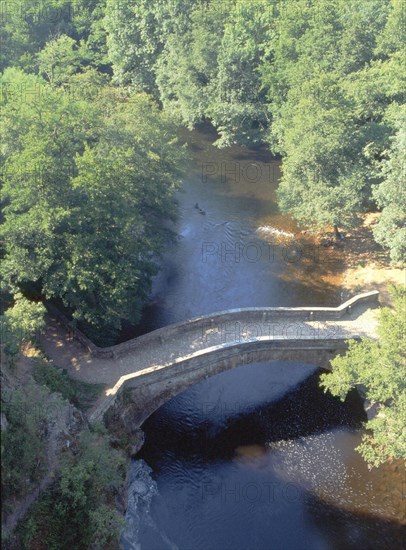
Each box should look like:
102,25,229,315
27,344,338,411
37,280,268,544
1,385,48,499
17,430,126,550
33,359,104,411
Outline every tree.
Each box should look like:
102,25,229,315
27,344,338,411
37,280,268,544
373,112,406,263
374,0,405,57
259,0,398,235
38,34,84,85
0,293,46,363
276,73,367,235
206,0,272,147
68,0,111,72
105,0,191,93
0,68,186,342
49,429,126,548
20,429,126,549
105,0,275,145
155,0,229,127
0,0,74,71
1,384,50,499
320,287,406,467
0,0,109,73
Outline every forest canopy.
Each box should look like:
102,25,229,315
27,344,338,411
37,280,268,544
1,0,404,343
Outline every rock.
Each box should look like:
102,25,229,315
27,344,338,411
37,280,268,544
1,412,8,432
121,460,158,549
119,404,145,434
130,430,145,458
363,400,380,420
132,480,148,496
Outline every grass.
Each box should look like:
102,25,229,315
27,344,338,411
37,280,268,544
32,359,105,411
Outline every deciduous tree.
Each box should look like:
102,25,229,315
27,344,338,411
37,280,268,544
320,287,406,467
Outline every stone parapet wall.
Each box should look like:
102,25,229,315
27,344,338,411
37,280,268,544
47,291,379,360
89,337,354,425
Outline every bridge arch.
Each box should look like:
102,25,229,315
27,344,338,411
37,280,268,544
91,337,353,427
47,290,378,426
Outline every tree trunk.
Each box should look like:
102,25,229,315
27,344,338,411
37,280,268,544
334,225,341,241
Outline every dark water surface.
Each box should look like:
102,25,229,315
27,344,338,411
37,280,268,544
123,128,405,550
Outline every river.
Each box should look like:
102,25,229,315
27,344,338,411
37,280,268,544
121,127,405,550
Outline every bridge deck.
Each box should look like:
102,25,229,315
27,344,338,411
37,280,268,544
40,295,379,422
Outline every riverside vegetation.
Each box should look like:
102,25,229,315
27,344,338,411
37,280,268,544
1,1,405,548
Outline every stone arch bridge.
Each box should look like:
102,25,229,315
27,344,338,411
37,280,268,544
43,291,380,428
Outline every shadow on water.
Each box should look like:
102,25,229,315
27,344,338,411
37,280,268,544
307,497,405,550
138,368,366,466
132,364,404,550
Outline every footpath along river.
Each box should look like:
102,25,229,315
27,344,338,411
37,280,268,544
121,126,405,550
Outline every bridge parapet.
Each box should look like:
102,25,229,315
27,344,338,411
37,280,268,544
89,337,359,424
48,291,379,360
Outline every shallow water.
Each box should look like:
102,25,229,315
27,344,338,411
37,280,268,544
130,127,342,337
123,128,405,550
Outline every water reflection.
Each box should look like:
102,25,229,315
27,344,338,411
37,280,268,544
129,363,404,550
131,128,342,337
124,128,404,549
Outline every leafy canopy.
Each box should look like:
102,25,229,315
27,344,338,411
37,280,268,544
320,287,406,467
0,68,186,342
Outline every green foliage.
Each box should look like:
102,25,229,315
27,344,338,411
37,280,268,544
375,0,405,56
259,0,402,233
33,358,75,401
0,0,73,71
155,0,229,128
33,359,104,410
18,429,126,549
1,68,186,340
106,0,273,146
275,72,367,231
0,0,109,72
38,34,84,85
373,110,406,263
1,384,50,499
206,0,272,146
0,293,45,362
104,0,187,93
320,287,406,467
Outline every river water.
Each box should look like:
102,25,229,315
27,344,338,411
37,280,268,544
122,127,405,550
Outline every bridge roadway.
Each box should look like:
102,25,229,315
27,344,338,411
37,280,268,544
41,291,380,425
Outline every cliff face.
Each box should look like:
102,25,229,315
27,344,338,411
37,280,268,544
104,393,146,458
1,354,85,538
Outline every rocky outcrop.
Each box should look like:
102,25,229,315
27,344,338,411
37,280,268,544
1,412,8,432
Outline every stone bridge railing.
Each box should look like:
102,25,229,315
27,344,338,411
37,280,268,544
48,290,379,360
89,337,360,425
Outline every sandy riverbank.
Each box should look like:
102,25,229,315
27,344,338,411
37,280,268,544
317,213,404,305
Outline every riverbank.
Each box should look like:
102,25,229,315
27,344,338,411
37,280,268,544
1,348,129,549
315,213,404,306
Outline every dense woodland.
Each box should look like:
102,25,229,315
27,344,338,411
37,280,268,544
0,2,405,546
1,0,404,340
